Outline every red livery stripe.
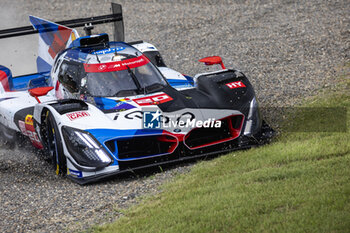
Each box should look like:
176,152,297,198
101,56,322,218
0,70,10,91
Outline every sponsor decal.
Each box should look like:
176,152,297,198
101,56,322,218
68,169,83,178
112,101,135,112
117,98,131,102
20,115,43,149
91,47,125,55
84,55,150,73
98,64,107,71
124,110,143,120
18,120,28,136
26,130,41,146
133,93,173,106
25,115,34,126
66,111,90,121
225,81,246,89
176,112,195,122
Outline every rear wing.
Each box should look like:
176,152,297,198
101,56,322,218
0,3,124,41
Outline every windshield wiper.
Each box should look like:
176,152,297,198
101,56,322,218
145,83,164,93
126,65,143,94
113,89,138,97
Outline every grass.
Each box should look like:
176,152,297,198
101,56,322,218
92,69,350,233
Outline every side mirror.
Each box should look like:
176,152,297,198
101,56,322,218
198,56,226,69
29,86,54,103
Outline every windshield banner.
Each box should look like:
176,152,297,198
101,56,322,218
84,55,150,73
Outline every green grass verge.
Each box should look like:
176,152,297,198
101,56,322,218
93,72,350,233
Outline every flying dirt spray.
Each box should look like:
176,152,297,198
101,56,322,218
0,1,37,155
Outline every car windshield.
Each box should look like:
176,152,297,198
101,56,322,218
85,58,167,97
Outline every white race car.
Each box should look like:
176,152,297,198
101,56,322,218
0,3,274,184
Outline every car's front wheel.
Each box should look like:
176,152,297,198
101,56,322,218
43,111,67,175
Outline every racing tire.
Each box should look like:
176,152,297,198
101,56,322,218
44,111,67,176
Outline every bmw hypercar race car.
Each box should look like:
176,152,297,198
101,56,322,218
0,4,274,184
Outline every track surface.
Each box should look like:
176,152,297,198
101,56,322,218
0,0,349,232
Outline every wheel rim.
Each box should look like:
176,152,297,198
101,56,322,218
46,116,60,174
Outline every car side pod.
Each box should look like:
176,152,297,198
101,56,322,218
29,86,54,103
199,56,226,69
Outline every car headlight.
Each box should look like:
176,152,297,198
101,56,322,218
62,126,112,168
244,97,262,136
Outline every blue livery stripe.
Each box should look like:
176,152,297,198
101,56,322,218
10,72,50,91
167,78,194,87
29,16,59,46
183,75,194,85
93,97,135,111
36,56,52,73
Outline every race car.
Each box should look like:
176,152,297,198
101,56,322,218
0,3,274,184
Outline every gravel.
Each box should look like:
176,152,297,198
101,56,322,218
0,140,193,232
0,0,349,232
